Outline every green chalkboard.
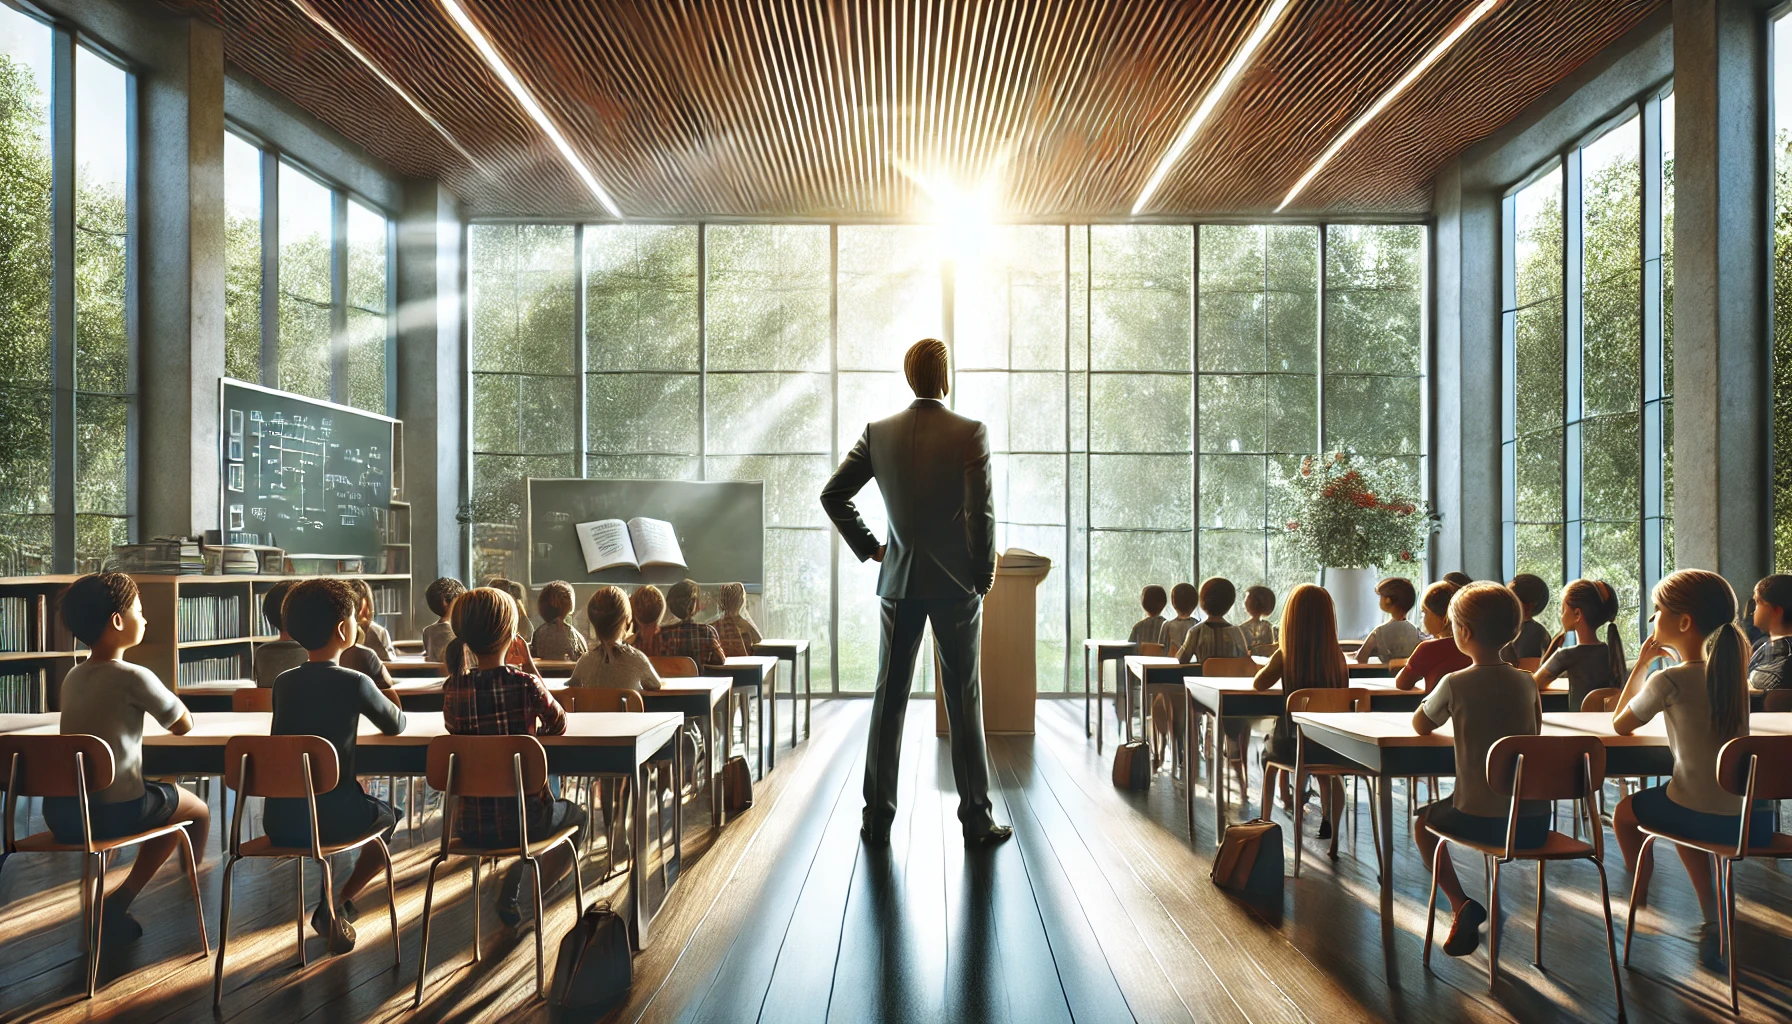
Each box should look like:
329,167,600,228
526,478,764,588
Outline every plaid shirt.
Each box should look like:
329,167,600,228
442,665,567,845
712,613,760,658
657,619,727,666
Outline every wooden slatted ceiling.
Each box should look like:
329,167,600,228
161,0,1663,220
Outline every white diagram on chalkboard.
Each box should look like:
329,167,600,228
233,407,388,546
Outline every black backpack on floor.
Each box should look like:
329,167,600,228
549,903,632,1020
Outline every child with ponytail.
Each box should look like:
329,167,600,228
1612,569,1771,928
1532,578,1626,708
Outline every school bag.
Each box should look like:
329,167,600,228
1211,819,1283,896
1111,740,1151,790
548,902,632,1019
722,754,754,814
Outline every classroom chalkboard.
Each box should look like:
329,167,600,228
218,379,396,558
526,478,764,589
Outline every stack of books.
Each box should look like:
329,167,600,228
113,538,205,575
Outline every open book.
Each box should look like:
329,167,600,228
574,517,687,574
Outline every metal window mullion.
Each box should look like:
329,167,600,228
1314,225,1327,583
1501,193,1519,578
1564,152,1585,583
384,216,397,417
829,224,840,694
259,147,279,387
123,64,139,545
574,224,588,478
329,189,348,406
1063,223,1072,693
50,26,74,572
697,225,707,479
1419,223,1434,577
1641,96,1665,637
1191,225,1201,584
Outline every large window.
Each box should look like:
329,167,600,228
1503,90,1673,640
470,221,1427,693
277,162,332,402
222,131,261,384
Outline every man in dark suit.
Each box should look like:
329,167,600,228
821,338,1011,847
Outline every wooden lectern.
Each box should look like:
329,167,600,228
937,548,1052,736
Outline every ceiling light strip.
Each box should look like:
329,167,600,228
1131,0,1292,217
286,0,487,175
1277,0,1501,212
437,0,623,218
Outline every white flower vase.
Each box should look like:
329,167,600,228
1322,567,1381,642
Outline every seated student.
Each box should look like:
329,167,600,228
265,579,408,953
442,587,583,927
337,630,398,696
1160,583,1200,659
1175,578,1248,664
1747,574,1792,690
1533,579,1626,708
712,582,762,659
348,578,397,661
1239,585,1278,657
485,577,535,643
1741,595,1768,650
1411,581,1548,957
569,586,663,691
1129,585,1168,646
1395,581,1472,691
1499,573,1552,665
531,581,589,662
1253,584,1350,830
1612,569,1771,931
421,576,466,663
1443,571,1474,588
659,579,727,667
254,579,307,687
631,585,667,657
47,573,209,942
1357,577,1421,664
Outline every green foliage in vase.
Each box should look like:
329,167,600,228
1283,452,1436,570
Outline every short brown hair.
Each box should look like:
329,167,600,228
1242,585,1275,617
1449,581,1523,648
1508,573,1549,618
904,338,949,398
667,579,703,620
284,579,359,651
1140,585,1167,616
631,585,666,628
347,577,375,614
1421,579,1461,619
425,576,466,617
1198,577,1236,618
1168,582,1198,615
61,572,139,646
1756,574,1792,617
587,585,632,646
538,581,576,622
1375,577,1417,615
1442,571,1473,588
262,579,295,632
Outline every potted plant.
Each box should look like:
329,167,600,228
1283,452,1437,639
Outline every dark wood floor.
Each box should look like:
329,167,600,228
3,698,1790,1023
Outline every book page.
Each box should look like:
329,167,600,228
575,519,637,573
628,517,687,569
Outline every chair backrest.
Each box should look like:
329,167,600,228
565,687,644,713
425,734,548,797
650,656,698,678
232,688,273,713
223,735,339,798
0,734,114,797
1202,657,1257,678
1580,687,1622,713
1136,642,1166,657
1286,687,1372,714
1487,735,1606,802
1517,657,1543,672
1762,689,1792,713
1716,735,1792,802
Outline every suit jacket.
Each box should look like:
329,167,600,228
821,398,997,600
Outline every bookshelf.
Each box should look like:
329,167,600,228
0,575,86,712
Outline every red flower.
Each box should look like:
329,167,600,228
1322,486,1336,498
1352,492,1377,508
1286,521,1300,530
1400,550,1413,561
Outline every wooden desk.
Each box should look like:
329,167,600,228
717,656,778,777
383,659,447,678
640,679,733,829
1082,640,1135,752
752,638,812,747
1289,710,1792,983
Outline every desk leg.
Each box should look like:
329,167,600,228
633,761,650,949
756,686,766,780
803,647,812,739
1123,671,1134,744
788,655,799,748
1096,659,1105,756
710,702,723,828
1083,648,1091,738
1183,688,1195,840
768,667,778,771
1212,712,1226,845
673,734,684,871
1378,774,1397,983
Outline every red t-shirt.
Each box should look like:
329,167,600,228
1398,637,1472,691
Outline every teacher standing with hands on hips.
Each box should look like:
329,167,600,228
821,338,1012,848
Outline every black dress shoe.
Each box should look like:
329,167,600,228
861,825,890,846
966,825,1013,847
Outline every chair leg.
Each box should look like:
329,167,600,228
380,839,401,969
177,828,210,956
1366,783,1385,882
295,858,307,967
1258,764,1275,824
657,766,670,892
1591,858,1625,1021
78,852,92,955
87,851,106,997
569,839,586,917
1724,859,1739,1014
213,856,237,1008
471,857,483,962
1291,769,1305,880
1423,836,1446,970
1533,861,1545,967
1487,857,1503,992
1623,835,1656,966
528,856,548,997
412,858,445,1008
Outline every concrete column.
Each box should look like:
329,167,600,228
1431,161,1505,580
1671,0,1772,595
396,180,467,615
139,17,225,538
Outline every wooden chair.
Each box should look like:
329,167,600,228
1195,657,1259,781
1762,689,1792,713
1580,687,1621,712
1625,735,1792,1013
230,688,273,712
0,735,208,998
213,735,399,1007
1259,688,1383,877
1386,658,1409,671
414,735,585,1007
650,656,698,677
1136,642,1166,657
1423,735,1622,1015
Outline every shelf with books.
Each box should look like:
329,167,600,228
0,576,85,711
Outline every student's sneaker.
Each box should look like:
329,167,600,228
1444,899,1487,957
311,902,358,955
